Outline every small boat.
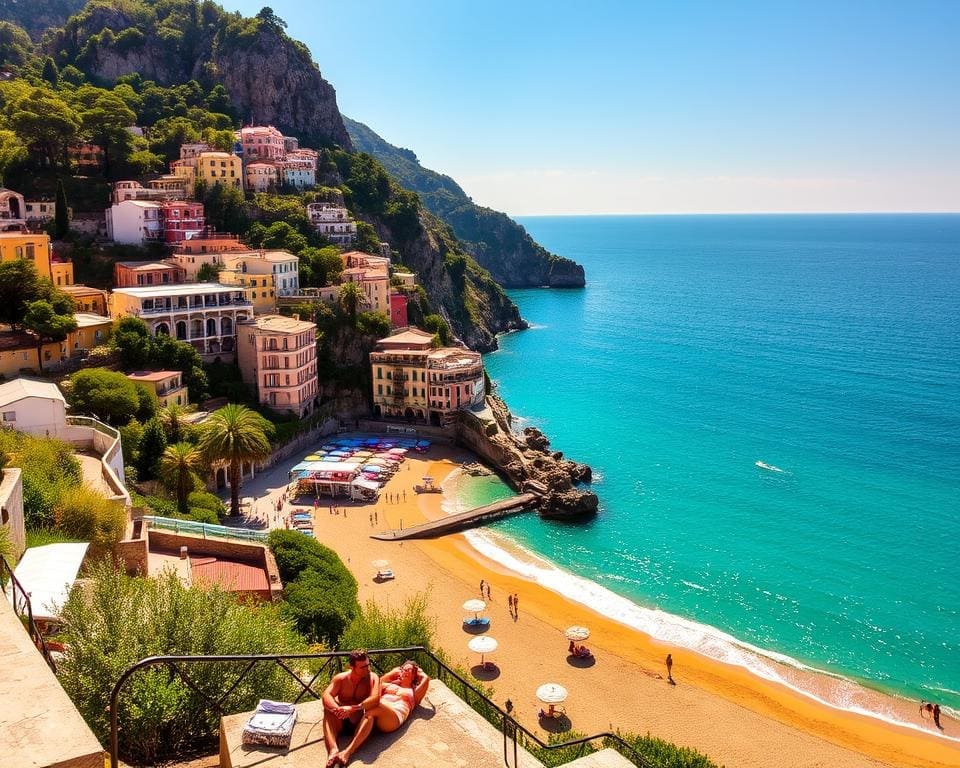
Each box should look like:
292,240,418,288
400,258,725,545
755,461,784,473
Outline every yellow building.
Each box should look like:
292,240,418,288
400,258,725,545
0,332,39,378
61,285,109,315
218,268,277,314
0,232,53,280
50,259,73,287
126,370,188,408
68,313,112,352
196,151,242,190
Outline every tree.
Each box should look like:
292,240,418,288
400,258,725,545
40,57,59,86
260,221,307,254
65,369,142,426
136,418,168,479
423,314,451,346
23,300,77,342
197,404,272,516
159,442,203,513
196,262,219,282
158,404,186,444
256,7,287,31
9,88,81,168
54,486,126,559
80,92,137,178
0,260,40,327
0,129,27,186
338,281,366,319
54,178,70,239
299,245,343,287
111,316,152,369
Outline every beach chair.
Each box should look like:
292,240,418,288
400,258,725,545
463,616,490,628
376,569,395,581
538,705,565,719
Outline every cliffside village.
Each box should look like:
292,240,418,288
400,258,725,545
0,125,485,428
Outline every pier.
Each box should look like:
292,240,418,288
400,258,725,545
371,493,539,541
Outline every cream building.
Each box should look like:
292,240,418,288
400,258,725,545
126,370,188,408
110,283,253,359
370,328,485,426
306,202,357,245
245,162,278,193
222,250,299,296
236,314,318,417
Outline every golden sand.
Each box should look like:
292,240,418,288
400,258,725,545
267,446,958,768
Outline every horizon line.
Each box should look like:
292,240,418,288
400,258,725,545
507,210,960,218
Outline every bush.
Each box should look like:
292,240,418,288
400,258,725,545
54,486,126,558
339,593,435,660
56,562,306,765
0,430,82,529
185,507,219,525
268,530,358,644
142,494,178,518
187,491,226,518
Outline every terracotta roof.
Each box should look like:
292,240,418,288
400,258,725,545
191,556,269,592
238,314,315,333
115,260,180,271
126,370,181,383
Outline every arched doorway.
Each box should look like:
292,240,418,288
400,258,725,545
215,467,226,490
154,322,169,336
176,321,187,340
220,317,233,336
206,318,217,337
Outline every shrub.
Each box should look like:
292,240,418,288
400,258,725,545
184,506,220,525
54,486,127,558
187,491,226,518
56,562,306,765
0,430,82,529
339,593,435,662
268,530,358,644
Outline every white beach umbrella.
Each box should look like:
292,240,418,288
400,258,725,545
371,559,390,570
564,626,590,642
462,599,486,619
468,635,498,666
536,683,568,704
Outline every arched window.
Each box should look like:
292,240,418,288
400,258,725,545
206,318,217,337
154,322,169,336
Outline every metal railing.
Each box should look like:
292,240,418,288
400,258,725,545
0,554,57,673
108,646,650,768
142,516,268,542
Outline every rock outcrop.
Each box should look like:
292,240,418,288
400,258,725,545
457,395,598,520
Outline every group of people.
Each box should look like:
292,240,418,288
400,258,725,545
478,580,521,619
323,650,431,767
568,640,592,658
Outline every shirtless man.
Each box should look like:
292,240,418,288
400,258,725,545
322,651,381,767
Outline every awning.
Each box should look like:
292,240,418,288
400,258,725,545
7,543,89,621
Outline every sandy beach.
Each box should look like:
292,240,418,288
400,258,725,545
245,440,959,768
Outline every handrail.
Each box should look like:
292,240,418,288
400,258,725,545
0,554,56,673
108,646,650,768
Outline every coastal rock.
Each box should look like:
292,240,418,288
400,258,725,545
456,395,598,522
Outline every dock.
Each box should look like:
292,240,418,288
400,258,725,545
370,492,539,540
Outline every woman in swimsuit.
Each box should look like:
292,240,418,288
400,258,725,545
335,661,430,765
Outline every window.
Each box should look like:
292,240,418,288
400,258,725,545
2,411,16,422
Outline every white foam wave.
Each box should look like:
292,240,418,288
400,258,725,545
460,527,960,740
681,580,708,591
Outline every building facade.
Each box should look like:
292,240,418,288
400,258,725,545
61,285,109,315
110,283,253,359
159,201,205,243
106,200,161,244
306,202,357,245
126,370,189,408
217,269,277,314
236,314,318,417
0,188,25,231
114,260,186,288
370,329,485,426
196,151,243,190
245,162,278,193
222,250,299,296
239,126,285,163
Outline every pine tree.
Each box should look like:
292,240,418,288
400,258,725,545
54,178,69,239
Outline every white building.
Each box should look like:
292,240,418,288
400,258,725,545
306,202,357,245
245,162,278,193
110,283,253,359
222,250,300,296
0,378,67,438
105,200,161,244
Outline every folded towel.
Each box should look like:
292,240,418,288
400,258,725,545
242,701,298,747
256,699,296,715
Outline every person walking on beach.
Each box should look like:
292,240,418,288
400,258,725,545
666,654,675,684
480,579,486,597
508,594,514,614
403,490,407,502
513,593,518,616
934,703,944,730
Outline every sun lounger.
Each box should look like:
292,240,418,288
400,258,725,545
538,705,565,719
242,699,297,748
376,569,395,581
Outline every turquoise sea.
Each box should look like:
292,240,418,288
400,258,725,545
449,214,960,727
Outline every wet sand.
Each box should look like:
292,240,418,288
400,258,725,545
244,442,958,768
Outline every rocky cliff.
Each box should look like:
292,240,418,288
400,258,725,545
345,117,586,288
49,1,351,148
0,0,83,40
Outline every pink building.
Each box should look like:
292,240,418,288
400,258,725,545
159,201,205,243
389,292,408,328
236,314,318,417
240,126,285,163
114,260,186,288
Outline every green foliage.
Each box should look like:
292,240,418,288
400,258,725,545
422,314,451,346
136,417,167,479
268,530,358,644
196,261,220,282
298,245,343,287
0,128,28,186
26,527,84,549
0,260,59,328
198,181,247,235
56,562,306,765
355,311,390,339
65,368,145,426
0,21,34,68
111,316,209,401
337,281,364,318
0,522,13,567
158,441,202,512
54,485,126,558
23,299,78,342
187,491,226,518
339,593,435,656
197,404,272,515
54,178,70,239
118,417,143,468
0,430,82,529
7,87,80,168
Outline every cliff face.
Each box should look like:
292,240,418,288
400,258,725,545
345,117,585,289
0,0,84,40
50,3,352,148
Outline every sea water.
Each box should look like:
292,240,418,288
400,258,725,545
449,214,960,725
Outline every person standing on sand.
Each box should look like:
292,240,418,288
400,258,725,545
508,594,514,614
513,593,518,615
934,703,944,731
666,654,675,684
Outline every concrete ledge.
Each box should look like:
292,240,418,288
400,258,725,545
220,681,543,768
565,748,638,768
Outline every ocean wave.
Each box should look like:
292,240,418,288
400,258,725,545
460,527,960,740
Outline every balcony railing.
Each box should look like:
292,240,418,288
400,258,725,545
108,646,649,768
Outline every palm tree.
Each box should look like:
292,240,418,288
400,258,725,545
159,403,186,444
338,281,366,319
196,404,272,516
158,442,203,513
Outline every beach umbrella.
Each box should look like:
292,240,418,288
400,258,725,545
536,683,568,704
416,440,431,447
321,444,337,451
321,456,340,462
372,559,390,570
304,454,322,461
364,438,380,445
353,450,374,458
361,465,383,474
365,458,388,466
463,599,487,619
388,447,408,455
565,626,590,642
468,635,498,666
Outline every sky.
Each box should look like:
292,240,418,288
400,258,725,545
225,1,959,215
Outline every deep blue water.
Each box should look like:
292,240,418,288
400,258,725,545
470,214,960,713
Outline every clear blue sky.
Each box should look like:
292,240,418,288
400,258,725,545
224,1,959,214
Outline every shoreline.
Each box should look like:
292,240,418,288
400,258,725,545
247,441,958,768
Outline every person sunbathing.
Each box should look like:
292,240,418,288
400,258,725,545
322,651,380,768
332,660,430,766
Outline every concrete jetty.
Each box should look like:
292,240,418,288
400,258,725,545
371,492,539,540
